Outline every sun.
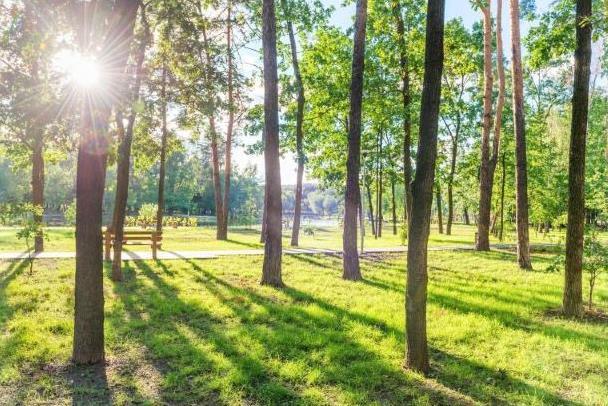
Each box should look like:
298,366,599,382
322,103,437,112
53,50,101,89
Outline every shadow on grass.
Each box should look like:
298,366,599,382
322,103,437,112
181,258,576,405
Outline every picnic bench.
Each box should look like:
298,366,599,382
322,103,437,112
104,228,163,261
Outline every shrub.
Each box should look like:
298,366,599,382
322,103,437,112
137,203,158,229
63,200,76,226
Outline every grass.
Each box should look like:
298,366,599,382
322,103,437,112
0,223,565,253
0,250,606,404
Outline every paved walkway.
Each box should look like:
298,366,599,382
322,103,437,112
0,243,548,261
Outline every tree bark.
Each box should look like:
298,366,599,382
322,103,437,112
32,135,44,253
342,0,367,281
391,176,397,235
392,0,412,222
564,0,592,317
476,3,494,251
261,0,283,287
156,65,168,233
376,131,383,238
406,0,445,375
365,179,376,237
499,152,506,241
73,0,138,365
464,206,470,225
200,23,226,241
509,0,532,269
111,10,149,281
436,182,443,234
220,0,235,240
281,0,306,247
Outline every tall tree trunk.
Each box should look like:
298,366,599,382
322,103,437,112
365,179,376,237
564,0,592,317
32,136,44,253
261,0,283,287
509,0,532,269
221,0,235,240
342,0,367,281
392,0,412,222
476,3,494,251
359,191,365,252
200,23,226,241
376,131,383,238
446,118,460,236
156,66,168,233
406,0,445,375
391,176,397,235
281,0,306,247
73,0,138,365
111,13,149,281
436,182,443,234
24,4,44,254
499,152,506,241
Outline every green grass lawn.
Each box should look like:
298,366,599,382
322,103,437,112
1,250,606,404
0,223,565,253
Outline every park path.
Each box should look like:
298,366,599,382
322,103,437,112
0,243,547,261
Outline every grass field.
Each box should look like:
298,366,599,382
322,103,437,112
1,250,606,405
0,223,565,253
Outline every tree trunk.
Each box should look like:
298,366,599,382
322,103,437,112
73,0,138,365
32,136,44,253
464,206,470,225
499,152,506,241
156,66,168,233
220,0,235,240
446,117,460,236
200,24,226,241
358,188,365,252
376,131,383,238
406,0,445,375
281,0,306,247
261,0,283,287
111,12,149,281
392,0,413,222
564,0,592,317
476,3,494,251
342,0,367,281
391,176,397,235
365,179,376,237
436,182,443,234
509,0,532,269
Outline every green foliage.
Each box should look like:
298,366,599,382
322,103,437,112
13,203,45,274
62,200,76,226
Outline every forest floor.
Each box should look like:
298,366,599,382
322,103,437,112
1,250,607,405
0,223,566,253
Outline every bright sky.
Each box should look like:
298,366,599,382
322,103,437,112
239,0,554,186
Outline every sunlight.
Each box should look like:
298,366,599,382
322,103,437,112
53,50,101,89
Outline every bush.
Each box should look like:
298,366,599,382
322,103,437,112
63,200,76,226
137,204,158,229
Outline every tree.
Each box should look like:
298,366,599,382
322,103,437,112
440,18,479,236
0,2,64,253
563,0,592,317
261,0,284,287
73,0,139,364
406,0,445,375
280,0,306,247
111,6,150,281
476,0,503,251
509,0,532,269
342,0,367,281
391,0,413,222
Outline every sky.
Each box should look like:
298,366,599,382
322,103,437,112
237,0,554,186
